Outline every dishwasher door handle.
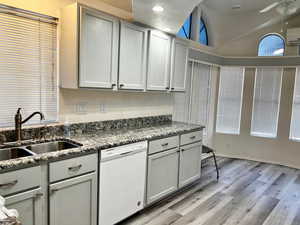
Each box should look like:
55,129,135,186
120,151,133,156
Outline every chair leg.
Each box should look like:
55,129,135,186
212,152,219,180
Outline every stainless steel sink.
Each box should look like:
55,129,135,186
25,141,81,154
0,147,33,161
0,140,81,160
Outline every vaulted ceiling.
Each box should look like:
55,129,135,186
99,0,300,55
132,0,201,33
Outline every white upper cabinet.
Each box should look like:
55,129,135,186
60,4,118,89
79,8,119,89
170,39,188,92
147,30,172,91
60,4,188,93
119,22,148,91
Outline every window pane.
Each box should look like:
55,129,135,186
258,34,285,56
199,19,208,45
290,68,300,141
251,68,283,138
177,15,191,39
216,67,245,134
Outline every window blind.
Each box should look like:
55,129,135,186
173,61,192,122
216,66,245,135
290,67,300,141
0,11,57,127
190,62,211,134
251,67,283,138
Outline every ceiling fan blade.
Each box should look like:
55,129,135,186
260,1,282,13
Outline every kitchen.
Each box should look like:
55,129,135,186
1,0,300,225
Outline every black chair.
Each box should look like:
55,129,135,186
202,145,219,180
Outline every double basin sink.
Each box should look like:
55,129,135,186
0,141,81,161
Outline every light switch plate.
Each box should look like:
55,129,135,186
99,103,106,113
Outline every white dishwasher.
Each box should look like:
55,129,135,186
99,141,147,225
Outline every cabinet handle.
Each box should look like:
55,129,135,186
0,180,18,189
51,189,59,194
165,87,169,90
171,88,175,90
190,136,196,139
111,83,116,87
34,193,43,199
161,143,169,147
68,164,82,172
119,84,124,88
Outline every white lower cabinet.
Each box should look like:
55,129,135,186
5,188,44,225
49,172,97,225
146,148,179,204
179,142,202,188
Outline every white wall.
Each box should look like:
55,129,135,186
212,68,300,169
0,0,132,19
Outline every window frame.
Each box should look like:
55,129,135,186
199,18,208,46
0,9,58,127
289,67,300,142
250,67,283,139
257,33,286,57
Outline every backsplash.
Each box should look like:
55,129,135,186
0,115,172,142
59,89,174,123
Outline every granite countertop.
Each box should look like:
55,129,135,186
0,121,204,172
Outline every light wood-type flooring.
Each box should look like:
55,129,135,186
120,157,300,225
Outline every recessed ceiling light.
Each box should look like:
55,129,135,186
152,5,164,13
164,28,171,32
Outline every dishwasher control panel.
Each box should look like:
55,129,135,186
101,141,147,161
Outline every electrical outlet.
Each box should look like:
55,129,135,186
99,103,106,113
75,102,87,114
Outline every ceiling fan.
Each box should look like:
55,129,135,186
260,0,300,15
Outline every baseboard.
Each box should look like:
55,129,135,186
215,153,300,170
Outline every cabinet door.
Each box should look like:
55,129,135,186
179,142,202,188
5,188,43,225
170,39,188,92
147,148,179,204
119,22,148,90
80,7,119,89
49,173,97,225
147,30,171,91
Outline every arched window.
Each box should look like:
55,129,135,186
258,34,285,56
177,15,209,46
199,18,208,45
177,15,192,39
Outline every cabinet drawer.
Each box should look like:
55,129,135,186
180,131,202,146
148,136,179,154
50,153,97,183
0,166,41,196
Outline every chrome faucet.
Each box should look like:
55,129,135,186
15,108,45,142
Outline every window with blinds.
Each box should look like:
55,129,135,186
216,66,245,135
189,62,211,134
251,67,283,138
0,8,58,127
290,67,300,141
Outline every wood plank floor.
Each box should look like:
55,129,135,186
119,157,300,225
